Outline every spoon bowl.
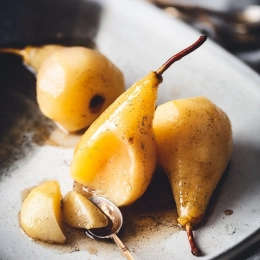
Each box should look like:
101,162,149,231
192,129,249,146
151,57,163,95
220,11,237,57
85,196,135,260
86,196,123,238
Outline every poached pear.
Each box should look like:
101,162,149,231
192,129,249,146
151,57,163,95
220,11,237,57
153,96,233,256
70,36,207,207
0,45,125,133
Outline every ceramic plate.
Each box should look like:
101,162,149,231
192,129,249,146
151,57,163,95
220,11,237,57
1,0,260,259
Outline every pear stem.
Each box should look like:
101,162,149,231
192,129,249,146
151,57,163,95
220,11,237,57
185,223,202,257
156,35,207,76
0,48,24,57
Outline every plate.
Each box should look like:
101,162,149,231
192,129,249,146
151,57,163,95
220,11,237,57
1,0,260,259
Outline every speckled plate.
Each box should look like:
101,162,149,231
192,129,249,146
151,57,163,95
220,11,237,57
0,0,260,259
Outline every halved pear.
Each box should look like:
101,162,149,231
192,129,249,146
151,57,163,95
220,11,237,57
63,191,108,229
20,181,66,244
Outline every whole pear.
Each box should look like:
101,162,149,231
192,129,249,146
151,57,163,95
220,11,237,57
153,96,233,255
0,45,125,133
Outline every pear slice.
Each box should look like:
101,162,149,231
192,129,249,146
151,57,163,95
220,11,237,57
153,96,233,256
20,181,66,244
70,36,207,207
63,191,108,229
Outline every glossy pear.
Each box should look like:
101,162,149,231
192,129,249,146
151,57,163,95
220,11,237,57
0,45,125,132
0,45,63,71
153,96,233,256
70,36,207,207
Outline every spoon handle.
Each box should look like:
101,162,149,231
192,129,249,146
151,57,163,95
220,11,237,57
110,233,135,260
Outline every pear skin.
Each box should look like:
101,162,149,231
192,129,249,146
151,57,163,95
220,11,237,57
153,96,233,255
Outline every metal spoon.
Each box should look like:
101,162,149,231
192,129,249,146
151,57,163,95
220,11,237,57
85,196,135,260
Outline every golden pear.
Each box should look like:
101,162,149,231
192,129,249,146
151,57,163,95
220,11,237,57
153,96,233,256
0,45,125,133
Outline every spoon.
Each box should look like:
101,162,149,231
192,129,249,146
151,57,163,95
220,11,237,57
85,196,135,260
